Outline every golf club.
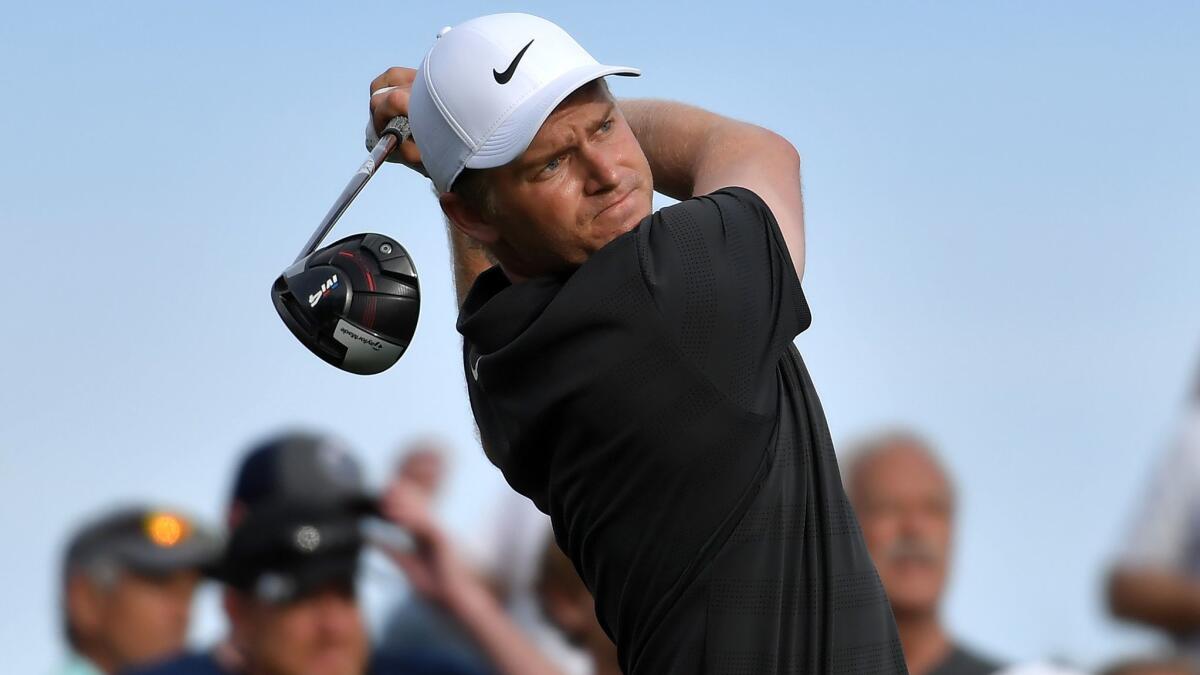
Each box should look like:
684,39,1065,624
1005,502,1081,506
271,116,420,375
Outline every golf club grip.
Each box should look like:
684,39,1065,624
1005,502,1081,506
380,115,411,145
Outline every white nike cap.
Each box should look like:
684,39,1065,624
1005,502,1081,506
409,13,640,193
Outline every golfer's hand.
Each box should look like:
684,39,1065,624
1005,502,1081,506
379,476,474,607
368,67,427,176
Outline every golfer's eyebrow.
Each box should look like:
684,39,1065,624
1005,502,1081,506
522,104,617,172
523,138,576,172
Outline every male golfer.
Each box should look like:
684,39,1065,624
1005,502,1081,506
369,13,905,674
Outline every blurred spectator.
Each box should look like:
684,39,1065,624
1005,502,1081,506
379,443,589,675
380,463,563,675
53,505,220,675
377,438,490,672
1107,384,1200,664
392,439,449,504
130,430,560,675
462,490,590,675
1099,657,1199,675
129,431,474,675
535,540,619,675
214,503,375,675
844,429,1003,675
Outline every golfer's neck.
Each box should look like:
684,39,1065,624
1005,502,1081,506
500,264,528,285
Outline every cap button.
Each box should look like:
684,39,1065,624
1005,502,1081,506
437,26,452,39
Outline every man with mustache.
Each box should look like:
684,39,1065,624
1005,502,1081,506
844,429,1003,675
368,12,904,674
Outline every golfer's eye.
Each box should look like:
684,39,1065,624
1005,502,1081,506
542,156,563,175
598,118,613,134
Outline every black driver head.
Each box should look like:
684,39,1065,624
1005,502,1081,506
272,233,419,375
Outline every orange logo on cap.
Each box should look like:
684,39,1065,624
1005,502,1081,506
145,513,190,547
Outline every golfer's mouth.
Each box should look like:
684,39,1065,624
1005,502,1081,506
596,189,635,220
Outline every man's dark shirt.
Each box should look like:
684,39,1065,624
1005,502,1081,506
459,187,906,674
122,652,232,675
929,644,1003,675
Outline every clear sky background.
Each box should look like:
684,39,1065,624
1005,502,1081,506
3,1,1198,672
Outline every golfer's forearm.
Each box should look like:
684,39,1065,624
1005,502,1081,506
448,225,494,307
1109,567,1200,631
619,99,786,200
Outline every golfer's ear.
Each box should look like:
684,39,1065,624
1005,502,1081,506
439,192,499,245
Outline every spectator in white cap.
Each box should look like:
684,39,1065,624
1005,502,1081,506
369,12,903,674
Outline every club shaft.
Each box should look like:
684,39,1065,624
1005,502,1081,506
294,128,401,262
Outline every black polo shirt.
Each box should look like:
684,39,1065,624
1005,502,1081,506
458,187,905,674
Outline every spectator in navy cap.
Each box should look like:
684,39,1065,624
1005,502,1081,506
126,431,382,675
130,429,563,675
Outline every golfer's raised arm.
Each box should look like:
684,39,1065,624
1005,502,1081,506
368,67,494,307
620,99,806,280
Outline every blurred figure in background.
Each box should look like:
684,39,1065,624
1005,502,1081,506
1108,366,1200,665
844,429,1003,675
54,506,220,675
1099,657,1199,675
377,437,487,672
462,489,591,675
128,431,392,675
210,503,376,675
535,540,619,675
378,440,590,675
132,430,561,675
391,439,448,505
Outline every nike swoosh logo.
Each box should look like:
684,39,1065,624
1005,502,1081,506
493,39,534,85
471,355,482,381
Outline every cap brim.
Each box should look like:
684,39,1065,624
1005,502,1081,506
116,531,223,576
211,505,365,586
280,554,358,602
466,63,640,172
345,494,383,518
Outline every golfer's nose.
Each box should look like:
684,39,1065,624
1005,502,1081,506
582,144,621,195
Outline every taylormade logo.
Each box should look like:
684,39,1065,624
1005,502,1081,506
308,274,339,308
338,325,384,351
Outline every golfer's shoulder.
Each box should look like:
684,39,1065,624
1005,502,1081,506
635,186,781,266
641,186,777,243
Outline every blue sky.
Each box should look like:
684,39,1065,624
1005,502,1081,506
2,1,1198,672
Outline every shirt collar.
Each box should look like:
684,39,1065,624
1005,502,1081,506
457,266,568,354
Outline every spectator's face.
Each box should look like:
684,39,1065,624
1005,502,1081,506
447,82,654,277
231,583,368,675
74,569,199,670
850,444,953,617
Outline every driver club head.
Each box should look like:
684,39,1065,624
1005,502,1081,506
272,233,419,375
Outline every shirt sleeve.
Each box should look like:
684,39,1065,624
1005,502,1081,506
1118,406,1200,570
634,186,810,415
